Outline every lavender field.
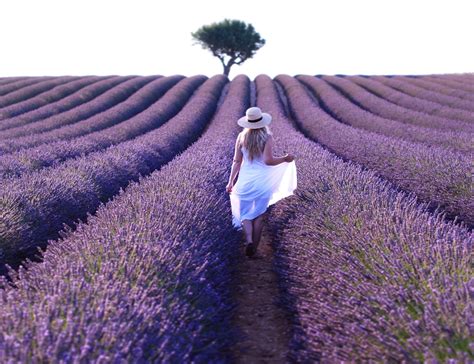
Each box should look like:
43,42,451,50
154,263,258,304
0,73,472,362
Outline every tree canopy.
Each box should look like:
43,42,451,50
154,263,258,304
192,19,265,76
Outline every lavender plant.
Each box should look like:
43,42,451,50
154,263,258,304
0,75,249,362
0,76,130,133
302,75,473,153
374,76,474,113
437,74,474,89
0,77,30,87
0,76,104,121
276,75,474,226
0,76,202,179
427,75,474,93
0,73,471,362
256,74,473,362
323,75,474,134
0,76,162,149
0,75,226,273
0,77,54,97
0,77,80,108
402,76,474,101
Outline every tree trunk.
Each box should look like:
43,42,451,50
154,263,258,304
223,62,232,77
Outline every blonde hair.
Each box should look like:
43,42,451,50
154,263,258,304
238,126,273,162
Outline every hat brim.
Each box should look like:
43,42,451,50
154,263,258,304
237,113,272,129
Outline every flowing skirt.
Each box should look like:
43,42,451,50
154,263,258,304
229,160,297,230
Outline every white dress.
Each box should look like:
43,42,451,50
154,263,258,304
229,145,297,230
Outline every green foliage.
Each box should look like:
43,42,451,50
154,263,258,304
192,19,265,76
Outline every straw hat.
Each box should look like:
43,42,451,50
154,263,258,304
237,107,272,129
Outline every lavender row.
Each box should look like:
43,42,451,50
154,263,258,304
0,75,248,362
0,76,178,154
453,73,474,78
323,75,474,134
373,76,474,113
451,75,474,85
0,76,200,179
0,76,129,133
434,73,474,82
427,75,474,93
402,76,474,101
0,76,150,139
277,75,474,226
0,75,225,272
347,76,473,124
0,76,106,121
437,74,474,81
0,77,31,87
0,76,160,153
256,75,472,362
302,76,473,153
0,77,80,108
0,77,53,96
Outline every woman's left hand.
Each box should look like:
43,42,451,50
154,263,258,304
225,182,233,193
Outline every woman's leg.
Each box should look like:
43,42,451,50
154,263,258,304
252,213,265,250
241,219,253,244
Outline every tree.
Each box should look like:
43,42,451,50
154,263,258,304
192,19,265,77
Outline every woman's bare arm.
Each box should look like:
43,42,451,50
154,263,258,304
228,135,243,185
263,135,289,166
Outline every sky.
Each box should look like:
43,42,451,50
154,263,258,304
1,0,473,79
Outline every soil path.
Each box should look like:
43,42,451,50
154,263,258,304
228,220,292,363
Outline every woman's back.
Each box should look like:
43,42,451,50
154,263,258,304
239,130,270,165
241,145,263,161
240,144,270,171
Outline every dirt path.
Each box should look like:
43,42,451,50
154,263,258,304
228,220,292,363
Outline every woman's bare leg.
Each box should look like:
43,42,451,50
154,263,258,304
241,219,253,244
252,214,265,251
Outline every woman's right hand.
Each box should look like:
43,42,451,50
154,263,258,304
284,153,295,163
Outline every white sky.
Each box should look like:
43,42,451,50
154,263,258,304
1,0,473,79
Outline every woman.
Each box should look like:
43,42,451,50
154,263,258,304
226,106,297,257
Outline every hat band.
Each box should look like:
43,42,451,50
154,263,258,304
247,116,262,123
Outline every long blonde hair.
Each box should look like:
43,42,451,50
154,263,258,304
238,126,272,162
